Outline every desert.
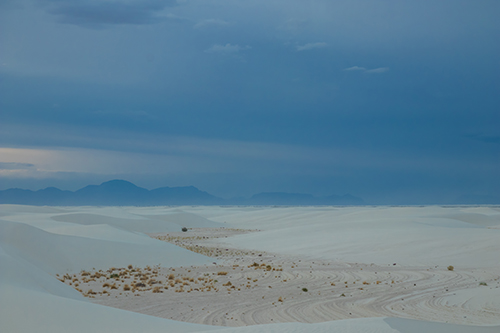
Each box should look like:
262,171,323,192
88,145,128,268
1,204,500,333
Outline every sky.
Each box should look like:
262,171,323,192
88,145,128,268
0,0,499,204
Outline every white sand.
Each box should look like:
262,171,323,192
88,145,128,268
1,204,499,332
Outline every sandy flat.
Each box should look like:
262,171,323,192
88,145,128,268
1,205,500,333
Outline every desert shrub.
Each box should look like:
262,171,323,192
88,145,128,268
479,282,488,286
102,283,111,288
302,288,308,292
340,293,345,297
123,284,131,291
110,274,119,279
182,227,188,232
217,271,228,275
152,286,162,293
135,282,146,287
128,265,133,269
168,274,175,280
447,266,454,271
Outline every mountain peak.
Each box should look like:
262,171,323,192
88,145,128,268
99,179,141,189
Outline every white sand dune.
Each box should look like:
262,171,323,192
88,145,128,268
1,205,499,333
193,206,500,267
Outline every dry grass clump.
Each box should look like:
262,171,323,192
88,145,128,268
168,274,175,280
123,284,131,291
447,265,454,271
152,286,163,293
217,271,228,276
102,282,111,288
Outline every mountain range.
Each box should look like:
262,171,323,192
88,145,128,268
0,179,365,206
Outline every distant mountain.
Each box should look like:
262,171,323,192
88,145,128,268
0,180,366,206
0,180,222,206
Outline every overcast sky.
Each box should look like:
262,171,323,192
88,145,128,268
1,0,499,204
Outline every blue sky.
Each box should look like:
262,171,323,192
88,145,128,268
0,0,499,204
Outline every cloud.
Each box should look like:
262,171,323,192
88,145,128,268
193,19,230,29
0,162,35,170
365,67,389,74
344,66,366,71
44,0,177,28
204,43,251,54
344,66,389,73
296,42,327,51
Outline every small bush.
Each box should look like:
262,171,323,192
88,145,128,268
110,274,119,279
182,227,188,232
479,282,488,286
123,284,131,291
302,288,308,292
447,266,454,271
217,271,228,276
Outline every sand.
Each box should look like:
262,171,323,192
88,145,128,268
1,204,500,332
